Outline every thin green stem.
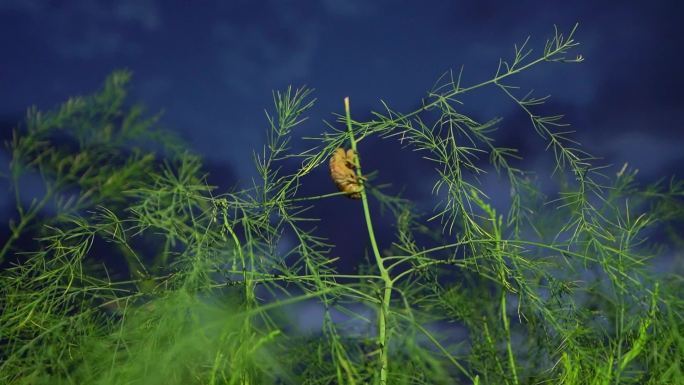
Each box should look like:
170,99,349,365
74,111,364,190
357,23,580,142
481,197,518,385
345,97,393,385
0,189,54,264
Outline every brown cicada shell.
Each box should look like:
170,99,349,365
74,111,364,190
329,147,363,199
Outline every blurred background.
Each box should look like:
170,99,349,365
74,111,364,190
1,0,682,272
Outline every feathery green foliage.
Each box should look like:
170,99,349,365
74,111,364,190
1,24,683,384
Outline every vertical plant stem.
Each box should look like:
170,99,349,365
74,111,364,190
475,190,519,385
241,217,257,385
493,213,518,385
501,289,519,385
344,97,393,385
222,206,255,384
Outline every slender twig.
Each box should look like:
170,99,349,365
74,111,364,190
345,97,394,385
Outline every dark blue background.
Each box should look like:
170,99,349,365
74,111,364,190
1,1,682,271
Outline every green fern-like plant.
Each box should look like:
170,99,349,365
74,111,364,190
1,24,683,385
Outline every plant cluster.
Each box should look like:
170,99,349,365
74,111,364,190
1,25,683,385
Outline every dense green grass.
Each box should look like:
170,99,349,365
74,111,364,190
1,25,683,384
